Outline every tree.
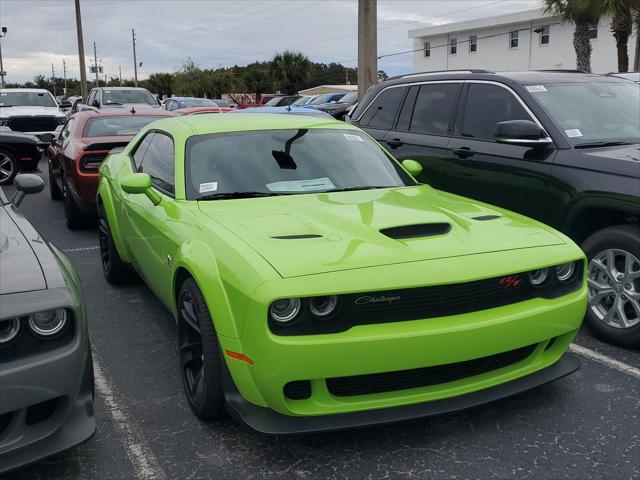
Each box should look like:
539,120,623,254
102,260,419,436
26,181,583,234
271,51,311,95
241,62,274,100
602,0,640,71
543,0,604,72
145,72,174,98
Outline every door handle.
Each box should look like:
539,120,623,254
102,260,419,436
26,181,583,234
386,139,404,149
451,147,475,159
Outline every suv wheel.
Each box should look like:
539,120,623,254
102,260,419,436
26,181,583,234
0,149,18,185
582,225,640,348
49,160,63,200
63,178,84,229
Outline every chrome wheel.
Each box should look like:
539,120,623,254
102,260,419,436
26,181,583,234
588,248,640,329
0,152,15,183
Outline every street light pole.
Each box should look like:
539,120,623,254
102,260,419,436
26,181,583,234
0,26,7,89
93,42,99,86
74,0,88,101
357,0,377,100
51,63,56,98
63,58,68,96
132,29,138,87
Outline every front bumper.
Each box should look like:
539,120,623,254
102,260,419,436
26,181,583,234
224,352,580,434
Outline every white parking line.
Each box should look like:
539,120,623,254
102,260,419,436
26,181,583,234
63,246,99,252
570,343,640,380
92,351,167,480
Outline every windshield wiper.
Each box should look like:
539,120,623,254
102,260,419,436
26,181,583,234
198,191,287,200
105,101,123,105
575,141,632,149
324,186,393,193
0,105,13,107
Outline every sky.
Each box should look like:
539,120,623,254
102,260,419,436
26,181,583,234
0,0,540,84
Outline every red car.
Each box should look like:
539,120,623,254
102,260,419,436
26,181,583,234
174,106,233,115
47,108,175,229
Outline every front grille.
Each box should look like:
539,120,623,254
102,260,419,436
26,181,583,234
326,343,537,397
8,116,58,132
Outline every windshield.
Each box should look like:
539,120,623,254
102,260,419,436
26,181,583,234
339,92,358,104
310,94,345,105
180,99,219,108
103,89,158,106
0,91,58,108
264,97,284,106
528,82,640,144
83,116,164,137
292,96,313,105
185,128,413,199
213,99,229,107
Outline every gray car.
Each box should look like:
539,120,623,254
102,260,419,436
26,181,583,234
0,175,95,473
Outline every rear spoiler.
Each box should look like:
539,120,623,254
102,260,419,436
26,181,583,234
82,141,130,152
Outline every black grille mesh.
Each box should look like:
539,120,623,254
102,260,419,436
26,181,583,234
326,343,537,397
283,380,312,400
8,116,58,132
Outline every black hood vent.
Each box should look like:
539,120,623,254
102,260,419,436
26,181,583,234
472,215,501,221
380,223,451,240
271,234,323,240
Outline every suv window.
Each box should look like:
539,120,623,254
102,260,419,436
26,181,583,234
359,86,407,129
461,83,533,141
139,132,175,194
409,83,462,136
132,133,155,170
87,90,96,106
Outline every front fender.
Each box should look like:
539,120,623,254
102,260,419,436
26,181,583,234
172,241,242,339
560,195,640,234
97,176,131,263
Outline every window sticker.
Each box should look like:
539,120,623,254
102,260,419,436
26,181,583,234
266,177,336,192
199,181,218,193
526,85,548,93
343,133,364,142
564,128,583,138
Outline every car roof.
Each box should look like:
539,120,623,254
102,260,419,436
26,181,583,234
73,108,174,119
166,112,347,135
94,87,150,91
0,88,53,93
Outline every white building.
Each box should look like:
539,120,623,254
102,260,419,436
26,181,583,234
409,8,638,74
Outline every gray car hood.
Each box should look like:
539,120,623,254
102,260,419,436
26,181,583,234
0,207,46,295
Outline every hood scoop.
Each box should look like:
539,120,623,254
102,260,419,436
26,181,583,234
380,223,451,240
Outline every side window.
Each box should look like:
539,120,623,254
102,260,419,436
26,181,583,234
409,83,462,136
132,133,155,171
359,86,407,129
60,118,75,140
87,90,96,106
460,83,534,141
139,133,175,194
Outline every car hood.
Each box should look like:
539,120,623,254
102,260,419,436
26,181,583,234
0,207,46,294
559,144,640,178
197,186,565,278
0,106,65,118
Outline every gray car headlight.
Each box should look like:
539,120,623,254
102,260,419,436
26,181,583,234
0,318,21,344
28,308,68,338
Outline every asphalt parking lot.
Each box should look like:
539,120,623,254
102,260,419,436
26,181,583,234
3,159,640,480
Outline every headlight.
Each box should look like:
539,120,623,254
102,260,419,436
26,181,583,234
269,298,301,324
309,296,338,318
55,117,67,125
28,309,68,338
528,268,549,287
0,318,20,344
556,262,577,283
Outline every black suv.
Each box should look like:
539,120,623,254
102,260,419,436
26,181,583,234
82,87,160,110
352,70,640,348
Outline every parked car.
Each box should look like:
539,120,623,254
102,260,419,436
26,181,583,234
81,87,160,110
62,96,83,116
174,106,233,116
236,94,278,109
291,95,317,106
230,106,333,118
263,95,300,107
0,131,46,184
314,91,358,119
351,69,640,347
164,97,228,112
97,113,586,433
211,99,233,108
48,108,175,228
0,175,95,473
301,92,347,109
0,88,67,142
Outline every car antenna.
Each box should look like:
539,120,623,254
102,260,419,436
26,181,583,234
130,106,136,115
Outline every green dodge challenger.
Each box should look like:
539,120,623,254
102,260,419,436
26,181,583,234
97,113,587,433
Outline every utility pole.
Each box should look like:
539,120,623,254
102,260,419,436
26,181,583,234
0,26,7,89
63,58,68,96
357,0,377,100
93,42,99,86
132,29,138,87
51,63,57,98
119,65,122,84
74,0,88,101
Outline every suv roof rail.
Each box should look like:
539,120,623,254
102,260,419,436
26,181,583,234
535,69,588,73
390,69,494,80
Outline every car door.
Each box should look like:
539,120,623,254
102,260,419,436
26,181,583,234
446,82,556,223
355,85,408,148
50,117,75,193
381,82,462,190
121,131,181,305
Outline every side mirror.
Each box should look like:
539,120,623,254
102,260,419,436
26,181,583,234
402,159,423,177
495,120,552,147
344,115,351,124
121,173,161,205
11,174,45,207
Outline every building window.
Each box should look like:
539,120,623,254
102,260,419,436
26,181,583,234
424,41,431,58
538,25,550,45
469,35,477,53
449,38,457,55
509,30,519,49
588,23,598,40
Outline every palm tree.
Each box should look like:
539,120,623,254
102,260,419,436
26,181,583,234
543,0,604,72
602,0,640,72
271,51,311,95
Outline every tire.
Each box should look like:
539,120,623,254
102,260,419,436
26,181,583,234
97,201,129,284
177,278,226,420
0,148,18,185
49,160,63,201
582,225,640,349
63,178,85,230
